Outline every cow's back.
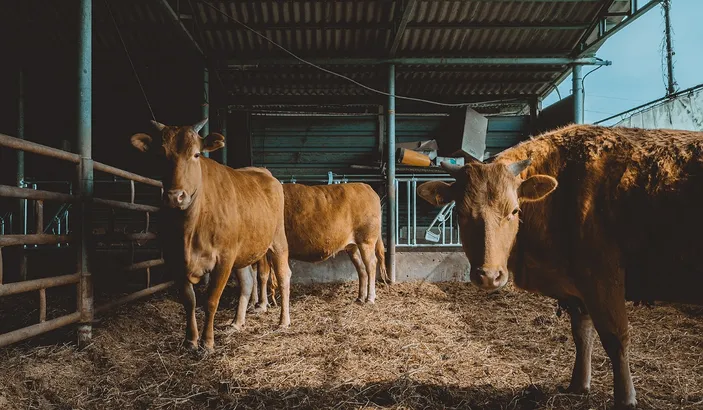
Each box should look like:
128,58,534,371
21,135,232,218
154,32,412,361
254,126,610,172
196,161,285,269
282,183,381,262
500,125,703,304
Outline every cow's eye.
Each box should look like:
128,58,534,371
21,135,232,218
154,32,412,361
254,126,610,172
194,153,201,159
512,208,519,215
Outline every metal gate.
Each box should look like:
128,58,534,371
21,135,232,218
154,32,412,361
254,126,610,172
0,133,170,348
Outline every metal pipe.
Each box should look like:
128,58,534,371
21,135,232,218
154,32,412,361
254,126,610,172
221,109,228,166
0,234,72,247
572,64,584,124
77,0,93,346
39,288,46,323
412,179,417,246
0,312,81,348
663,0,677,95
93,162,162,187
94,232,157,242
0,273,80,297
124,258,165,272
202,67,210,158
95,281,173,315
0,185,74,203
35,200,43,234
0,249,3,284
228,57,612,67
387,64,397,284
92,198,159,213
406,180,411,245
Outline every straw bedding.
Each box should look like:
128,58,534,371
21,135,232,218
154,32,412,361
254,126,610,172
0,280,702,410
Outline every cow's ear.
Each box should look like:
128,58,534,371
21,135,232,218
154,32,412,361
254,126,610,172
202,133,225,153
130,133,152,153
417,181,454,207
518,175,557,202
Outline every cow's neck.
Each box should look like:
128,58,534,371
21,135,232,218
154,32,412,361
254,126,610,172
498,138,562,292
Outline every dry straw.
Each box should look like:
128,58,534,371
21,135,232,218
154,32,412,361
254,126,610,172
1,280,702,409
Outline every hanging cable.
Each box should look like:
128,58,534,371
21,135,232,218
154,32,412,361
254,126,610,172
104,0,156,120
199,0,523,108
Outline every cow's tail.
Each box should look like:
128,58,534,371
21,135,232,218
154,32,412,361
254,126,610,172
376,234,390,284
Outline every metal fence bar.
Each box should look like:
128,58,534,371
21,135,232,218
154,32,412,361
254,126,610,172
39,288,46,323
0,273,80,297
0,312,81,348
0,235,72,247
92,198,159,213
124,258,164,272
95,281,173,315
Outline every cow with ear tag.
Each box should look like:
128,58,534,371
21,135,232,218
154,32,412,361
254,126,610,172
416,124,703,409
130,118,293,353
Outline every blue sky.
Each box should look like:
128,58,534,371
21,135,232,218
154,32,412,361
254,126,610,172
542,0,703,125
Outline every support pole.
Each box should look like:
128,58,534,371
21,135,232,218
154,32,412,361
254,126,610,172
17,69,27,281
572,64,584,124
386,64,396,284
201,67,210,157
77,0,94,347
220,109,228,166
663,0,677,96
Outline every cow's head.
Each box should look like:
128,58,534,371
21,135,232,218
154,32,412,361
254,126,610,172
130,119,225,210
417,160,557,291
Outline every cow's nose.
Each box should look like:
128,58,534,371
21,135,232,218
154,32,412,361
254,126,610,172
471,267,506,290
166,189,188,207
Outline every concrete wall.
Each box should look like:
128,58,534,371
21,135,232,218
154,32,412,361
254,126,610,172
290,251,470,284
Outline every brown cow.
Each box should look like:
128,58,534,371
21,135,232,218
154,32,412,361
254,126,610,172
130,119,292,353
417,124,703,409
248,183,387,310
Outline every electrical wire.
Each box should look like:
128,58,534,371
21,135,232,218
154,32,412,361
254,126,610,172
198,0,523,108
103,0,156,121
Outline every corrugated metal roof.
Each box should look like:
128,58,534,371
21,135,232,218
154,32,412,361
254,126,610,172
1,0,641,107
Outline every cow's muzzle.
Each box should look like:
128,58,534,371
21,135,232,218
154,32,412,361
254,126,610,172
470,267,508,291
165,189,191,209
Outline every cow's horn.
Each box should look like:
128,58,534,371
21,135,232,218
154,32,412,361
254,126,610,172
440,161,463,176
508,158,532,176
193,118,209,133
150,120,166,131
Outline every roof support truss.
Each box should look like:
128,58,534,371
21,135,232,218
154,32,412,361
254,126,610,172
156,0,205,58
576,0,661,57
389,0,417,57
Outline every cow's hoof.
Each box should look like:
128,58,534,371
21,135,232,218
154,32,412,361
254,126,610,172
277,323,290,331
225,323,244,334
200,343,215,355
252,304,268,314
182,339,199,351
354,298,364,305
558,384,589,395
365,299,376,305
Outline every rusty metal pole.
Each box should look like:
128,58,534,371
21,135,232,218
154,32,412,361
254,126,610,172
17,69,27,281
386,64,396,283
76,0,94,347
201,67,210,157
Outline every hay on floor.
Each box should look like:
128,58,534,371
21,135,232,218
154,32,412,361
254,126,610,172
0,280,702,410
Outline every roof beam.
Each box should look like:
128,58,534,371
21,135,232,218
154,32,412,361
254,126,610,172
406,22,591,31
577,0,661,57
156,0,205,58
227,57,611,67
389,0,418,57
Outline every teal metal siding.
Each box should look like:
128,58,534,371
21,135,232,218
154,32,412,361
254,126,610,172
252,114,529,178
251,115,377,177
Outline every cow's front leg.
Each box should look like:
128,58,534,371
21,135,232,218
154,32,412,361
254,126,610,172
231,267,254,331
201,258,235,353
579,276,636,409
566,303,596,394
181,279,198,351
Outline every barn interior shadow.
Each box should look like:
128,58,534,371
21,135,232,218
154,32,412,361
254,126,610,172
182,380,610,410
